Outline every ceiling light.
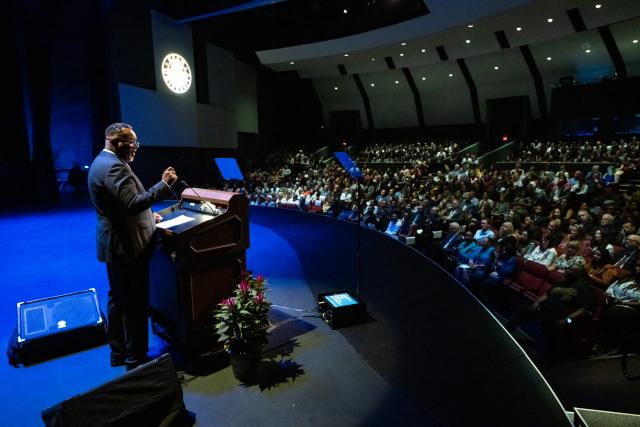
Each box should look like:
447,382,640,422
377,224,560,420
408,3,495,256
290,61,295,65
448,73,453,77
468,24,474,28
371,58,376,61
546,56,552,61
334,86,339,91
494,66,499,70
585,49,591,53
343,9,348,14
421,77,426,80
465,39,471,44
421,48,426,53
547,18,554,23
370,83,375,87
401,42,407,46
344,53,349,57
516,27,522,31
395,80,399,84
399,53,404,56
633,40,638,44
595,4,602,8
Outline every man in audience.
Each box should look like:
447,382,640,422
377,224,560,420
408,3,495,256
599,213,619,245
616,222,636,246
474,219,495,243
613,234,640,272
506,265,596,359
439,222,463,258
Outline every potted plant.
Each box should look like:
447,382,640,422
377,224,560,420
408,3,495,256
213,271,271,382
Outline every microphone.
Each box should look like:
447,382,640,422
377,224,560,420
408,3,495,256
180,180,216,215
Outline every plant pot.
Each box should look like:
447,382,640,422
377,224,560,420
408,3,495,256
228,345,262,383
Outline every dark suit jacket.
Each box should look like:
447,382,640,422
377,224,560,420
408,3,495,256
88,150,171,262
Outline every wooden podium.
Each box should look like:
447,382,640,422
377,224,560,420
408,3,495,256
149,188,249,357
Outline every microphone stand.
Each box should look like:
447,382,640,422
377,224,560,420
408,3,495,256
181,180,216,215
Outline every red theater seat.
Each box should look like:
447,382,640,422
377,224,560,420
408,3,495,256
504,260,551,301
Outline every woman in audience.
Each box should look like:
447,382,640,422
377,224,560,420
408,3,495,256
592,228,615,256
477,198,492,220
558,197,574,222
517,230,536,257
602,165,616,186
550,241,586,273
585,247,620,289
473,236,519,301
525,234,558,267
570,171,589,205
556,224,588,257
550,175,571,203
456,237,495,287
546,219,563,248
454,231,479,265
491,192,510,222
519,215,533,236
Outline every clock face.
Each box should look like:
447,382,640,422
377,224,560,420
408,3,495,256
161,53,192,94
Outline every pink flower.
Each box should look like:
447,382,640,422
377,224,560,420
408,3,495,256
255,293,265,304
255,274,264,284
222,297,236,308
239,280,249,293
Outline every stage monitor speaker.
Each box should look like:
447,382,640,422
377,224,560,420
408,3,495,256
41,354,193,427
317,291,367,329
8,289,106,366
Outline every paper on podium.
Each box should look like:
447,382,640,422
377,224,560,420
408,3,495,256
156,215,196,230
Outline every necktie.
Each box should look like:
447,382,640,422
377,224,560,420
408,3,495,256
444,233,456,249
615,251,636,268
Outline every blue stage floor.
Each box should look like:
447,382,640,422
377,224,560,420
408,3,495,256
0,202,422,426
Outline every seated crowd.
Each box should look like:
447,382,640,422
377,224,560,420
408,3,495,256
233,137,640,362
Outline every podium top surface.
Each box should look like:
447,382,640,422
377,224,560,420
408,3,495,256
181,188,241,204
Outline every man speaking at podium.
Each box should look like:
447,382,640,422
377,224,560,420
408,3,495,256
88,122,178,370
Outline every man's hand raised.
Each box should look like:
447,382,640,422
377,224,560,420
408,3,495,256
162,167,178,185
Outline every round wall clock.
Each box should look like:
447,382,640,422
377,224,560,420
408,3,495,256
161,53,192,94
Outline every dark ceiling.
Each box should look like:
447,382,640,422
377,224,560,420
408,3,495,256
150,0,429,52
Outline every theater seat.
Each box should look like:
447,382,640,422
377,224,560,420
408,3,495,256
510,260,549,295
523,269,563,302
568,286,607,357
502,256,525,287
